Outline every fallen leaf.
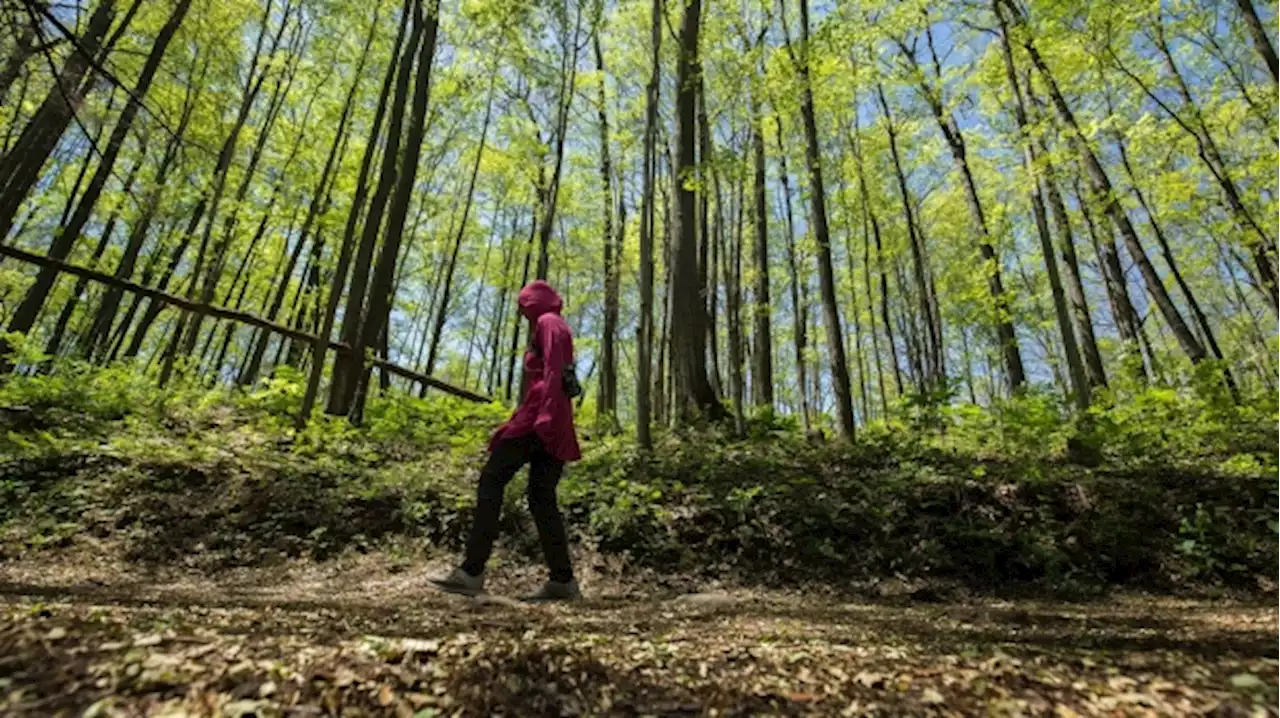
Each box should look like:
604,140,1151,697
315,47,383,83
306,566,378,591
378,684,395,707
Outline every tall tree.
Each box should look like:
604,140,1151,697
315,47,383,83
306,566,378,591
635,0,662,450
781,0,855,438
669,0,721,423
594,26,621,434
348,0,442,422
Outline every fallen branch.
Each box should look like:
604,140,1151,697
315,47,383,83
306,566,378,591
0,243,493,404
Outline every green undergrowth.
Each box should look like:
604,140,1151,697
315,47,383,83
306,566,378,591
0,361,1275,594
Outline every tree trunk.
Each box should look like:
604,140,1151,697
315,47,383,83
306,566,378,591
169,2,292,374
84,53,204,360
348,0,441,424
784,0,854,438
875,84,944,393
0,7,41,105
534,5,584,282
897,33,1023,392
299,0,397,426
1014,9,1208,365
0,0,117,239
425,77,495,376
328,0,417,415
1108,21,1278,310
777,122,809,428
1070,172,1146,379
3,0,189,369
44,157,142,360
1235,0,1279,83
725,167,746,435
994,3,1088,408
669,0,721,424
594,29,621,433
749,96,773,409
1039,146,1107,390
636,0,662,450
463,206,505,386
697,67,721,398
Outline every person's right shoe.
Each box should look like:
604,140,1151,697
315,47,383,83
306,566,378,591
428,567,485,597
521,579,581,603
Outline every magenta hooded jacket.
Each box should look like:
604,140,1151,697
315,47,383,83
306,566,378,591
488,281,582,462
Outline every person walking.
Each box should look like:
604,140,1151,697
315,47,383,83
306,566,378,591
429,280,582,601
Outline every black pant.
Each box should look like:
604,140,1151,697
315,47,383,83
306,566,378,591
462,434,573,582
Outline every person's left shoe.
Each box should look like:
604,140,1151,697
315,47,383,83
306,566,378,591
428,567,486,597
520,579,581,602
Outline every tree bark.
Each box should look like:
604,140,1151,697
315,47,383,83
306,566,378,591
300,0,398,425
1013,5,1208,365
594,29,621,433
994,2,1088,408
1235,0,1279,83
783,0,855,438
749,94,773,409
424,77,495,376
348,0,441,423
0,0,117,238
328,0,417,415
776,124,810,428
636,0,662,450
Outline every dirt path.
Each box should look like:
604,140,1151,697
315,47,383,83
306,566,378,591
0,557,1275,717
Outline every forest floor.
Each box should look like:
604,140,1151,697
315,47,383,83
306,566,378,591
0,551,1275,718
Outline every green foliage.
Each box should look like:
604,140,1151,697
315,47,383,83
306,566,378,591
1,360,1275,592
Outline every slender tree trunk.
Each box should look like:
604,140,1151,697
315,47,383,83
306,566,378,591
425,79,494,376
329,0,418,415
749,95,773,409
897,33,1023,391
994,4,1088,408
697,66,721,399
299,0,397,426
0,9,40,105
1071,173,1146,379
1015,12,1207,365
784,0,854,437
595,30,621,433
1113,136,1238,399
875,84,944,393
1111,22,1278,309
170,3,292,375
348,0,442,424
3,0,190,369
534,4,584,281
44,157,142,360
463,207,504,387
0,0,117,238
84,54,204,360
1039,145,1107,389
1235,0,1279,83
636,0,662,450
778,125,810,428
119,197,207,362
725,167,746,435
847,113,902,401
